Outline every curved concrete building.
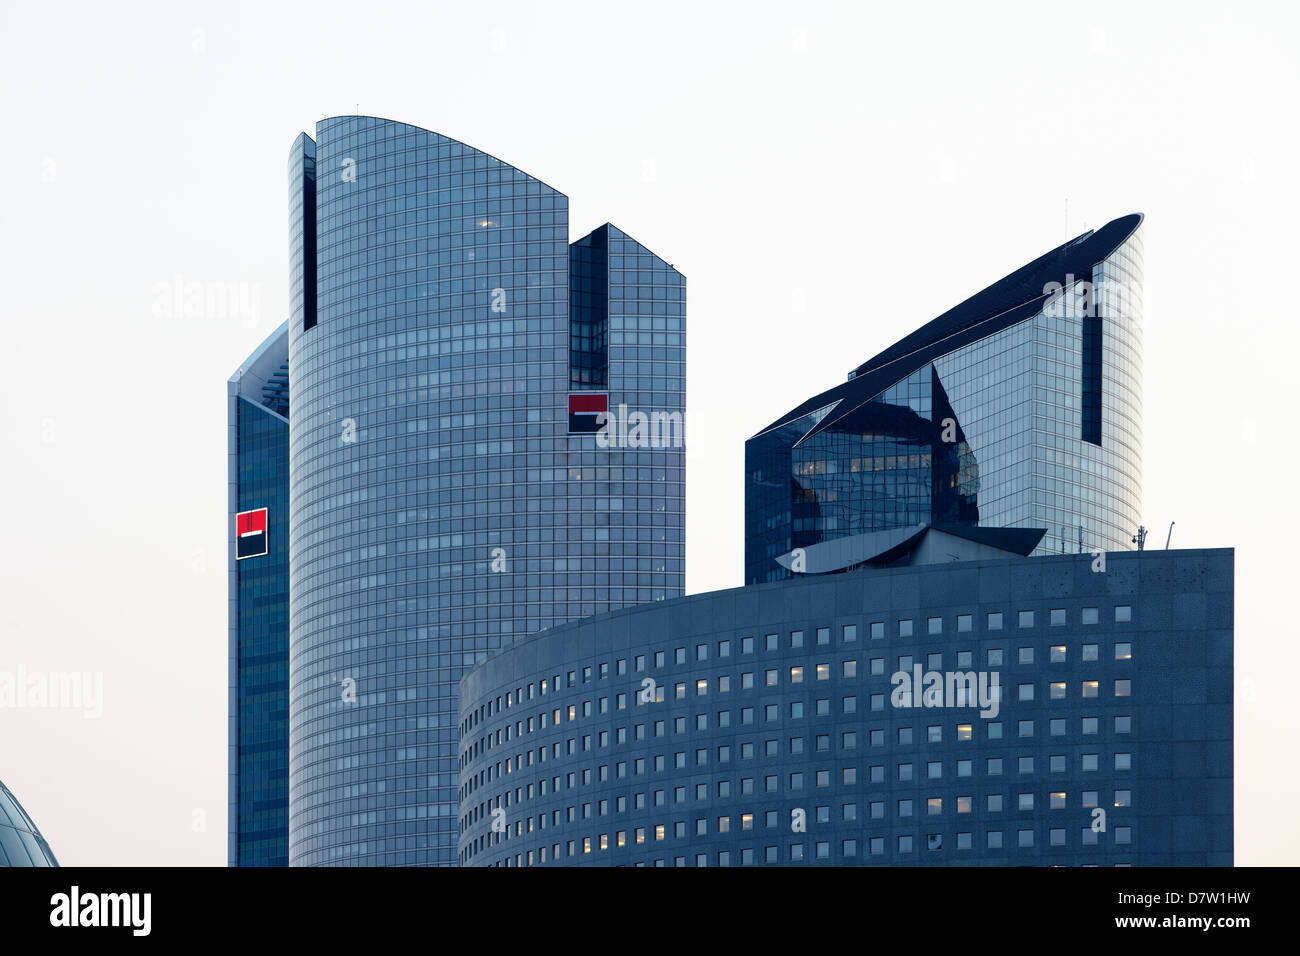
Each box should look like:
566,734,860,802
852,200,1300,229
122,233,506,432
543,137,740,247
457,548,1233,867
286,117,685,865
0,779,58,867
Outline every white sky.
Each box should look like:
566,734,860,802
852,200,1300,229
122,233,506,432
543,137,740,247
1,0,1296,865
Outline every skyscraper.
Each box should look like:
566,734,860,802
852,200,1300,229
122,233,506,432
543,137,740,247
227,323,290,866
746,214,1143,584
281,117,685,865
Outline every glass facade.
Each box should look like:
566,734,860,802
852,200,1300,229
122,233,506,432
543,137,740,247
746,215,1143,584
227,323,291,866
0,779,58,867
286,117,684,866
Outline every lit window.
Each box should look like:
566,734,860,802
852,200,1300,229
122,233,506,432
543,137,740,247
1050,645,1066,662
1050,792,1066,809
1115,643,1132,660
790,666,804,684
1082,680,1099,698
957,724,972,741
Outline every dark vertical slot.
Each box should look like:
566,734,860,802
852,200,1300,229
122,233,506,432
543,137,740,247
302,165,318,332
1081,308,1102,444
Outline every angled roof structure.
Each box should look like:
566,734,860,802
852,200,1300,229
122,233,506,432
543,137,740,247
753,213,1143,441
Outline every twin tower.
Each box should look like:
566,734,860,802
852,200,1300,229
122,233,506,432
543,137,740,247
230,116,1164,867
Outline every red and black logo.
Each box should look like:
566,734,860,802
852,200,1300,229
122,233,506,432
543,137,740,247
235,508,269,560
568,393,608,434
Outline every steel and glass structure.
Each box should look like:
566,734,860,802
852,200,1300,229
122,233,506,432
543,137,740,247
227,323,291,866
0,779,59,867
746,214,1144,584
284,117,684,866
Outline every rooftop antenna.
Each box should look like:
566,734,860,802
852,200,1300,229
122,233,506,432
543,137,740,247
1132,525,1147,551
1165,521,1176,549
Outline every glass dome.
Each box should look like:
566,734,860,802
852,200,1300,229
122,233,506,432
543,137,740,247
0,779,59,866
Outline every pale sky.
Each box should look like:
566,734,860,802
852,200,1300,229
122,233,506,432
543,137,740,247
2,0,1296,865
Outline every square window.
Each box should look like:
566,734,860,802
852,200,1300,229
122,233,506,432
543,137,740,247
1082,607,1099,625
870,622,884,640
928,617,942,635
898,619,913,638
1050,608,1066,626
988,612,1004,631
1050,645,1066,663
1115,605,1132,623
1115,643,1132,660
957,614,972,633
1019,647,1034,664
1018,610,1034,628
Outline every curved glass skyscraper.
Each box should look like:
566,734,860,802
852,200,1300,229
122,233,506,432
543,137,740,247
285,117,685,865
746,214,1142,584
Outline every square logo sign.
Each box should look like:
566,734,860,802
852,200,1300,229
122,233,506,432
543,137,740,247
568,393,608,434
236,507,268,560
